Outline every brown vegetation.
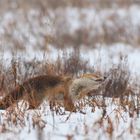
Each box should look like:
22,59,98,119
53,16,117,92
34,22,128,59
0,54,139,140
0,1,140,139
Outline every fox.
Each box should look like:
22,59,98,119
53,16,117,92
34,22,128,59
0,75,75,111
0,73,106,112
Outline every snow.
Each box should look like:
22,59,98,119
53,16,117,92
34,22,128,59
1,3,140,140
1,42,140,76
81,44,140,74
0,5,140,50
0,5,140,74
0,100,139,140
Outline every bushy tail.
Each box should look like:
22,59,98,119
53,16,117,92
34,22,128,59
0,85,24,110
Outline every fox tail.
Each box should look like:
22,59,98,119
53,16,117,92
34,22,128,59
0,85,24,110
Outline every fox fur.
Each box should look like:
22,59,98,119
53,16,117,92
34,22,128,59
0,75,75,111
0,73,105,112
69,73,106,100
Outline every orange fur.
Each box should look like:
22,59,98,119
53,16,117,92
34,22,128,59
0,75,75,111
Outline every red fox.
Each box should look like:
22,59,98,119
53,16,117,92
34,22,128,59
0,73,105,112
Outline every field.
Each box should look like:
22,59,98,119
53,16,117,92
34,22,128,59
0,0,140,140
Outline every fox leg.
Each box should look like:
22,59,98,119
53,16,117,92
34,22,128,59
63,84,76,112
63,94,76,112
50,83,76,112
26,91,43,109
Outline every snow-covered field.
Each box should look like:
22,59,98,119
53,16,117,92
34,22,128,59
1,43,140,75
1,2,140,140
0,4,140,75
0,4,140,49
0,98,140,140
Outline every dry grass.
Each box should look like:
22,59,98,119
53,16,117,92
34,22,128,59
0,0,140,139
0,53,139,140
0,0,140,52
